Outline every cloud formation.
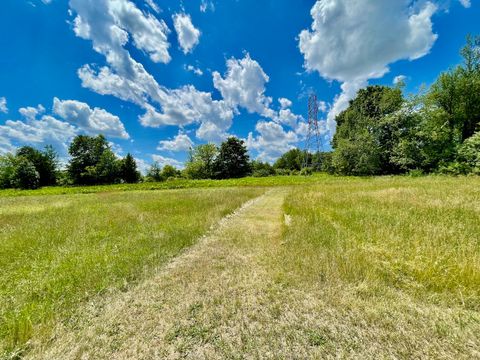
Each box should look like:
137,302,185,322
173,13,201,54
213,54,275,119
53,98,129,139
157,132,194,152
0,97,8,113
299,0,438,133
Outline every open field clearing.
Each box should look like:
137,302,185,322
8,176,478,359
0,187,265,357
0,175,329,198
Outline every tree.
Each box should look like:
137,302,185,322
146,162,163,182
161,165,179,179
251,160,275,177
213,137,251,179
16,145,58,186
67,135,110,185
0,154,17,189
120,153,141,183
13,157,40,190
428,35,480,143
273,148,303,171
332,85,404,175
184,144,218,179
95,149,121,184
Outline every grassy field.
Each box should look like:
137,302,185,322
1,175,480,358
0,175,328,198
0,187,265,357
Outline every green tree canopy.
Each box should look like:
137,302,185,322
214,137,251,179
120,153,141,183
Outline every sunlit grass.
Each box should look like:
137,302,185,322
280,176,480,306
0,187,264,357
0,174,333,198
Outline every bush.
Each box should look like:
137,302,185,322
300,167,313,176
13,158,40,189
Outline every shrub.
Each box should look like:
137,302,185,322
13,157,40,189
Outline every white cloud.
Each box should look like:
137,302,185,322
19,104,46,121
459,0,471,8
393,75,407,85
173,13,201,54
185,64,203,76
299,0,438,134
71,0,171,65
151,154,184,169
0,97,8,113
279,98,292,109
157,132,194,152
0,112,77,155
53,97,129,139
135,157,151,174
145,0,160,13
247,121,299,162
200,0,215,13
213,54,275,118
139,86,234,142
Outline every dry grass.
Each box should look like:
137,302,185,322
27,178,480,359
0,187,264,358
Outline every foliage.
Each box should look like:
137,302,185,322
0,154,17,189
184,144,218,179
16,146,58,186
213,137,251,179
67,135,111,185
161,165,180,180
251,160,275,177
120,153,141,184
273,148,303,171
146,162,163,182
12,157,40,190
332,85,404,175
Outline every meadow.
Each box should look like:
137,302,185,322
0,187,265,357
1,175,479,358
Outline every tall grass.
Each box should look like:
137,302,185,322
280,176,480,307
0,187,264,357
0,174,332,198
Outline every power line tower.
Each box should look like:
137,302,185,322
302,93,322,169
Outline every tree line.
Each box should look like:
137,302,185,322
326,35,480,176
1,36,478,189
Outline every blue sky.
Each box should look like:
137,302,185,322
0,0,478,170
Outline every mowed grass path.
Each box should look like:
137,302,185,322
27,177,480,359
0,187,265,357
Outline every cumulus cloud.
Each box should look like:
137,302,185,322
0,111,77,155
151,154,184,168
157,132,194,152
0,97,8,113
71,0,171,65
247,121,299,162
185,64,203,76
279,98,292,109
139,86,234,142
53,97,129,139
213,54,275,118
459,0,471,8
299,0,438,133
173,13,201,54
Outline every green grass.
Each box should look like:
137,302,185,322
0,187,264,357
0,174,330,198
279,176,480,306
